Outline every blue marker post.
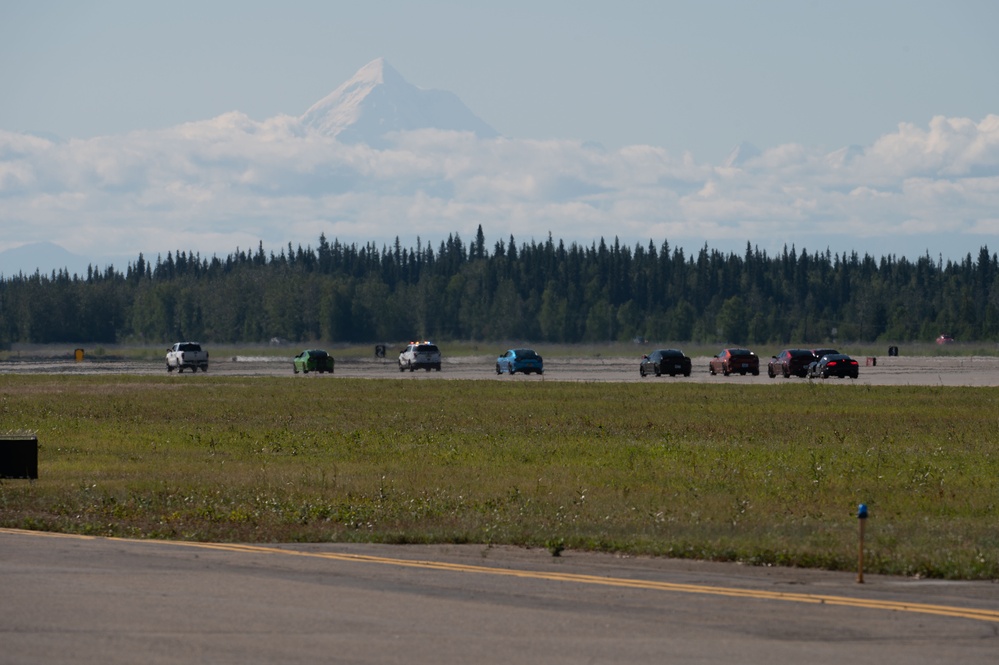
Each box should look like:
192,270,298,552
857,503,869,583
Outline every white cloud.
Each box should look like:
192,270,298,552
1,114,998,267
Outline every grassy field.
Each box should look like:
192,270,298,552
1,374,997,579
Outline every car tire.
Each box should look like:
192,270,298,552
768,366,775,378
782,367,790,378
639,367,646,377
684,371,691,377
709,367,716,375
497,364,503,375
654,366,661,377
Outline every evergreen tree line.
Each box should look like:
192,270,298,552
2,227,997,346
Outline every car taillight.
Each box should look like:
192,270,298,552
828,361,837,366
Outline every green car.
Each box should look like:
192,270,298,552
293,349,335,374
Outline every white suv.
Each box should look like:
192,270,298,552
399,342,442,372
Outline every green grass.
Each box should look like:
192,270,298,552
1,375,998,579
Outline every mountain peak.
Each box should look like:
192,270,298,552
300,58,498,146
349,57,402,86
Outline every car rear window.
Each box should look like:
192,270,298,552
180,343,201,352
417,345,439,352
515,350,538,359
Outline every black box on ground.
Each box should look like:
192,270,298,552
0,434,38,479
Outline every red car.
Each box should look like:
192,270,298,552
709,348,760,376
767,349,817,378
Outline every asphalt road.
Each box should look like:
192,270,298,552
2,529,997,664
5,353,999,386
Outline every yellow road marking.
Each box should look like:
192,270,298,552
5,528,999,624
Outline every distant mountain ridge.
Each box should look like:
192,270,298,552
0,241,92,278
300,58,499,146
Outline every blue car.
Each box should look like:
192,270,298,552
496,348,544,375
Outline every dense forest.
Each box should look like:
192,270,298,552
1,227,997,346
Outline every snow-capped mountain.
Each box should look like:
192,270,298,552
300,58,499,146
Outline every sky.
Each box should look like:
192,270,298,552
2,0,998,272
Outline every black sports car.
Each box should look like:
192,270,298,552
640,349,692,377
807,353,859,379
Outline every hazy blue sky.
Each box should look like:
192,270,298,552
1,1,998,271
3,1,997,162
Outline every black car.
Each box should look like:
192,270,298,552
807,353,860,379
640,349,692,377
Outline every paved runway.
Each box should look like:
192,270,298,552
5,353,999,386
3,529,997,664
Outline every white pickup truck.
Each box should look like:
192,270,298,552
166,342,209,373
